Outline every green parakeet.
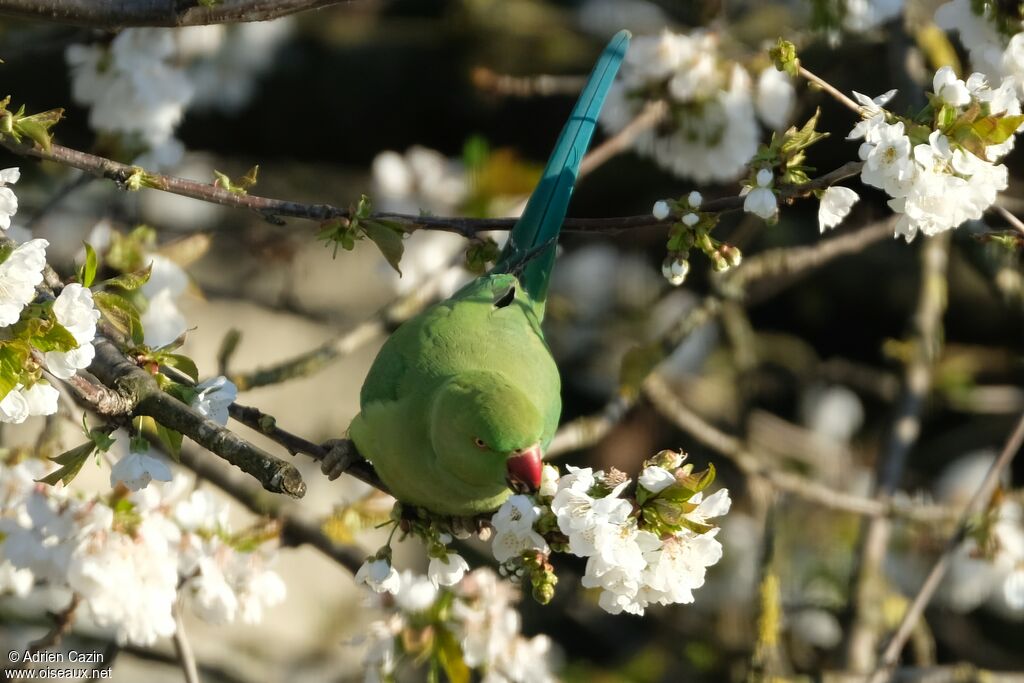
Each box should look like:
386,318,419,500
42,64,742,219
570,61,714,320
346,31,630,516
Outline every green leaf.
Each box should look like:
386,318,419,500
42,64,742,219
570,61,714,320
779,108,828,156
36,441,95,487
15,317,78,353
94,291,145,346
364,220,405,275
676,462,717,495
13,108,63,152
0,341,30,400
80,242,98,287
155,422,183,462
435,628,470,683
354,194,373,221
972,113,1024,145
88,427,116,452
162,353,198,382
101,263,152,292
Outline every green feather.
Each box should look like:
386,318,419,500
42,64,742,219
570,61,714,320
494,30,631,315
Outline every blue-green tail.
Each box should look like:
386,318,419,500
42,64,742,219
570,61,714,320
493,30,630,317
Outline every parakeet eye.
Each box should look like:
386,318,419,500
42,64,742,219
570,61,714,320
473,437,488,449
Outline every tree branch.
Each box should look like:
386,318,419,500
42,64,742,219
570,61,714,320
225,401,384,491
643,374,954,523
868,412,1024,683
0,0,346,28
84,337,307,498
171,601,200,683
0,137,864,235
847,233,950,671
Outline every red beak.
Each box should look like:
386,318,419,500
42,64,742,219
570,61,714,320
506,444,543,493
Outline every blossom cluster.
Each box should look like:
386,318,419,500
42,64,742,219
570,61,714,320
359,567,557,683
850,67,1022,241
600,30,793,183
0,460,285,644
65,23,292,169
0,221,100,424
492,453,729,615
936,0,1024,94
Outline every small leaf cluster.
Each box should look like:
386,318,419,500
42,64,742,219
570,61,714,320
751,107,828,187
317,195,407,273
213,165,259,195
0,96,63,151
637,450,719,538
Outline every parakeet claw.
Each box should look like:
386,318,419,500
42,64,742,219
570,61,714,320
320,438,360,481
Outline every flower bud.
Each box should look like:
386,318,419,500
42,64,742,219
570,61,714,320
687,191,702,208
682,212,699,227
652,200,671,220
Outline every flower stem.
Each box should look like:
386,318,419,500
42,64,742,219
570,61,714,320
799,65,861,114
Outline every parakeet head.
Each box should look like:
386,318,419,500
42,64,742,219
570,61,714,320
430,370,545,493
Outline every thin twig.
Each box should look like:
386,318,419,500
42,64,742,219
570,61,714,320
228,319,384,391
84,337,307,498
0,137,864,235
547,217,897,463
26,594,81,655
578,100,667,178
868,412,1024,683
830,667,1024,683
993,204,1024,236
0,0,345,28
643,375,953,523
225,401,384,490
846,234,950,671
171,601,200,683
471,68,587,97
799,65,862,113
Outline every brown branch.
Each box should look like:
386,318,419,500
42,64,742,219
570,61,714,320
228,319,384,391
643,375,954,523
847,233,950,672
548,217,896,461
718,216,895,302
225,402,384,491
829,666,1024,683
799,65,862,113
471,68,588,97
0,0,346,28
170,601,199,683
578,100,667,178
84,337,307,498
0,137,864,235
868,412,1024,683
27,594,81,655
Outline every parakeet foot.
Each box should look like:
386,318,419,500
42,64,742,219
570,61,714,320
320,438,360,481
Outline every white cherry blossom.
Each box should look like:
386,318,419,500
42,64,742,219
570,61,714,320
355,557,401,594
110,447,174,491
0,167,20,231
428,551,469,587
0,238,48,327
818,186,861,232
44,283,100,380
191,376,238,426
